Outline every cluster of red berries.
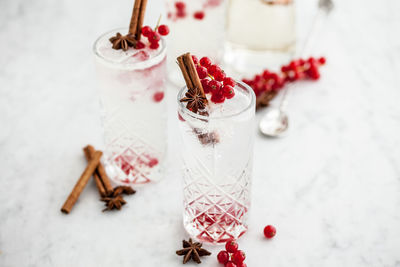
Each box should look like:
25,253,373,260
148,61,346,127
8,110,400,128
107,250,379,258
168,2,205,20
217,240,247,267
193,55,236,103
139,24,170,50
242,57,326,97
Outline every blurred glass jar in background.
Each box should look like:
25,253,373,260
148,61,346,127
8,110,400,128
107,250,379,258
225,0,296,75
166,0,227,85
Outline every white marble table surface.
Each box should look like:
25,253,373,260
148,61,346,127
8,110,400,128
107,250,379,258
1,0,400,266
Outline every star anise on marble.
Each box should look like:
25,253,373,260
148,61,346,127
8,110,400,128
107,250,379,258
176,238,211,264
180,87,207,113
101,195,126,212
109,32,137,51
112,186,136,197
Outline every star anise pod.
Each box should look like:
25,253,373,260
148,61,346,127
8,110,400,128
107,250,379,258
101,195,126,212
109,32,137,51
176,238,211,264
113,186,136,197
180,87,207,113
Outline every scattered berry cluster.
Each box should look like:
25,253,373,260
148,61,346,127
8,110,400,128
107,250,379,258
242,57,326,98
138,24,170,50
217,240,247,267
169,2,205,20
192,55,237,104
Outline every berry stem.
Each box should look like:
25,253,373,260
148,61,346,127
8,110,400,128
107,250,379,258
154,14,162,31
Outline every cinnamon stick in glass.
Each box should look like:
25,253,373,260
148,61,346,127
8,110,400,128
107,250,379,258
177,53,207,102
61,151,102,214
128,0,148,40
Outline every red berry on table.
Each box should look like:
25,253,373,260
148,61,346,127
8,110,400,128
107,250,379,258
223,85,235,99
264,225,276,238
135,41,145,49
149,42,160,50
208,64,221,76
214,69,226,82
231,250,246,265
196,65,208,79
199,57,212,68
318,56,326,65
194,11,205,20
308,65,320,80
141,26,153,37
153,92,164,102
191,55,199,64
225,240,238,253
157,24,170,36
175,1,185,10
225,262,237,267
209,80,222,93
223,77,236,87
217,251,230,264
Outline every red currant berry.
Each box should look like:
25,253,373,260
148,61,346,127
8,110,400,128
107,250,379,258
135,41,145,49
157,25,170,36
199,57,212,68
225,240,238,253
196,65,208,79
264,225,276,238
201,79,211,94
214,70,226,82
225,262,237,267
231,250,246,264
141,26,153,37
211,90,225,103
307,57,316,64
318,57,326,65
209,80,222,93
223,77,236,87
191,55,199,64
223,85,235,99
307,65,320,80
208,64,221,76
153,92,164,102
175,1,185,10
149,42,160,50
194,11,205,20
148,32,161,42
217,251,230,264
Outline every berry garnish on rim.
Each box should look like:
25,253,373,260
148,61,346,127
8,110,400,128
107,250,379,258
140,15,170,50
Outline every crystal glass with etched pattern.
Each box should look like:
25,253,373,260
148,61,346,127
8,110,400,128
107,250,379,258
93,28,167,184
177,81,256,243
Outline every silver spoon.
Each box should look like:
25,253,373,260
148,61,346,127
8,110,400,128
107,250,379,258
259,0,334,137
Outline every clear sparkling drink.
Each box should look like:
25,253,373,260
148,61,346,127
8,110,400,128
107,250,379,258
177,81,255,243
166,0,226,85
225,0,296,74
93,28,167,184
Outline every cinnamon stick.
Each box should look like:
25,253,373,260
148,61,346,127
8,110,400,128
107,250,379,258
83,146,106,197
61,151,102,214
177,53,207,102
84,145,114,196
128,0,148,40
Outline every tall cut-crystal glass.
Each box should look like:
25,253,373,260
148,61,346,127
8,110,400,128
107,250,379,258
177,81,256,243
225,0,296,74
93,28,167,185
166,0,226,85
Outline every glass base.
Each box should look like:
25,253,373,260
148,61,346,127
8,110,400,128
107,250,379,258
224,42,295,77
183,204,248,244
